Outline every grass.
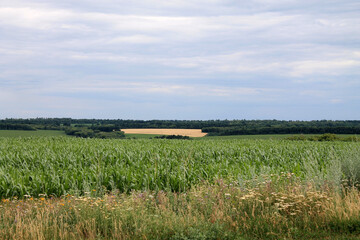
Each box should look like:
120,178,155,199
125,133,162,139
0,130,67,138
0,131,177,139
1,176,360,239
1,136,360,239
0,130,356,140
203,134,293,140
204,134,359,140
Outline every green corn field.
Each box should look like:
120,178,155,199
0,137,359,198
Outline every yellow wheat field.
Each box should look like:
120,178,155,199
121,129,207,137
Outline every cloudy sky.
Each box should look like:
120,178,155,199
1,0,359,120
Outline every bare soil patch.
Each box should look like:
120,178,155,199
122,129,207,137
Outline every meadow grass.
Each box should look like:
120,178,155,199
1,176,360,239
203,134,359,140
125,133,162,139
0,130,67,138
0,130,355,140
203,134,294,140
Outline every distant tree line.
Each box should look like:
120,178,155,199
0,118,231,129
0,123,36,131
64,127,125,139
1,118,360,136
202,126,360,136
0,119,125,139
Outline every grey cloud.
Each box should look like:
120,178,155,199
0,0,359,119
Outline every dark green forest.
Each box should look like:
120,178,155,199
1,118,360,137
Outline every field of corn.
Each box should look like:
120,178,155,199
1,136,360,239
1,137,359,198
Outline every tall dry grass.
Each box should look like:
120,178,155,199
1,174,360,240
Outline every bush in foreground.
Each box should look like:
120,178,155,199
286,133,360,142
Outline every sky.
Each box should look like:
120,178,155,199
0,0,359,120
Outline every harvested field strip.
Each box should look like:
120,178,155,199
121,128,207,137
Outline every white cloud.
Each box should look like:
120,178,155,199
1,0,359,119
0,7,298,40
0,48,34,55
299,90,328,98
14,78,281,100
330,98,344,103
107,35,160,44
289,60,360,77
0,7,72,30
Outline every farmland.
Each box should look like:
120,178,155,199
1,136,360,239
1,137,359,197
0,130,66,138
121,128,207,137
